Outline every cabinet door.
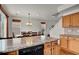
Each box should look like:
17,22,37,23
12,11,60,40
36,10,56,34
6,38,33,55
44,42,51,49
51,42,55,55
60,36,68,48
69,38,79,54
71,13,79,27
53,45,60,55
44,42,52,55
44,49,51,55
62,15,71,28
52,42,60,55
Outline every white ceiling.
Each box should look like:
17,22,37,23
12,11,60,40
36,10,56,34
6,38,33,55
3,4,62,20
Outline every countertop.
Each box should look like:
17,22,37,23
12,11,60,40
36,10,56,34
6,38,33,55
0,36,58,53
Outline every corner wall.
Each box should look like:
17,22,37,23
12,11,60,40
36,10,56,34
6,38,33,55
49,18,64,39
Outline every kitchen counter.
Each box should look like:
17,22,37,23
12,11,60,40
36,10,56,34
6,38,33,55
0,36,58,53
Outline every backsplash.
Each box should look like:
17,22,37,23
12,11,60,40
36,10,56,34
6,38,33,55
64,28,79,35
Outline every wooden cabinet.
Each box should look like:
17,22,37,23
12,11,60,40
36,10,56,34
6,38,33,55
44,41,59,55
62,12,79,28
62,15,71,28
60,35,79,54
69,37,79,54
7,51,17,55
60,48,75,55
52,45,60,55
44,42,51,49
51,42,56,54
60,36,68,48
44,49,51,55
71,13,79,27
44,42,52,55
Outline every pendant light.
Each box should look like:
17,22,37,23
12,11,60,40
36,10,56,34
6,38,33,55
26,13,32,26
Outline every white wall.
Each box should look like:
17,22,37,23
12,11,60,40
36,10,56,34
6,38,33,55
49,19,64,39
8,16,54,37
45,19,57,35
20,18,55,36
21,19,41,32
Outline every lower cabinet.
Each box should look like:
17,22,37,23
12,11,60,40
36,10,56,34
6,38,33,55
44,41,59,55
60,35,79,55
44,42,52,55
68,38,79,54
52,45,60,55
60,48,75,55
60,36,68,48
7,51,17,55
44,48,51,55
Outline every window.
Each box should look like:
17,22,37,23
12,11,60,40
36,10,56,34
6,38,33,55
0,10,7,38
12,19,21,37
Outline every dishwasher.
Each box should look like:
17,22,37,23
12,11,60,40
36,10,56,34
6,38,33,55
19,44,44,55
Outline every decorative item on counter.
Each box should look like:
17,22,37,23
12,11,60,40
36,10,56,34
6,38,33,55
47,34,50,37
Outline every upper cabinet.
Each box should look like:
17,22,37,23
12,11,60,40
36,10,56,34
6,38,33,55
71,13,79,27
62,15,71,28
62,12,79,28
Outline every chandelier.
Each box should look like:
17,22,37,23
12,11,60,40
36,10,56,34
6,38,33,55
26,13,32,26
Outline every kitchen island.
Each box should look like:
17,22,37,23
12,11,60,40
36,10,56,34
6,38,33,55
0,36,58,55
